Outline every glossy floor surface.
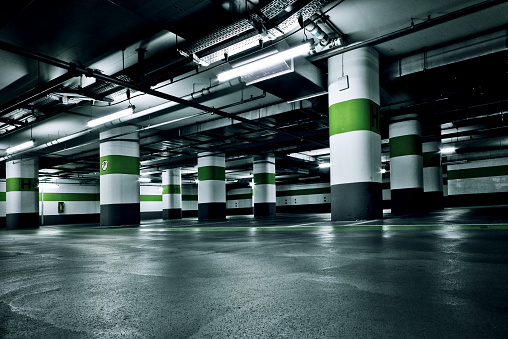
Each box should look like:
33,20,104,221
1,207,508,338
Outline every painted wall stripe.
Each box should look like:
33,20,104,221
100,155,139,175
329,98,380,136
39,193,100,201
448,165,508,180
390,155,424,189
182,195,198,201
253,173,276,185
198,166,226,181
423,151,440,167
389,135,423,158
227,193,252,200
277,187,331,197
163,184,181,194
140,195,163,201
6,178,39,192
0,192,5,201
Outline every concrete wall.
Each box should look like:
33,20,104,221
182,184,198,217
39,180,100,225
0,180,5,228
140,185,163,219
447,157,508,206
227,187,253,215
276,182,331,213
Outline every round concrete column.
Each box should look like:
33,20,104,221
389,117,424,213
6,157,39,229
100,125,140,226
162,168,182,219
0,179,5,228
253,155,276,217
198,152,226,220
423,141,444,209
328,47,382,220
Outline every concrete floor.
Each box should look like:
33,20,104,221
1,207,508,338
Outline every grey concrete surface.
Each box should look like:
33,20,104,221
1,207,508,338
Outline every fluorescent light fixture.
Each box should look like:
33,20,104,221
249,181,254,187
287,91,328,104
87,106,134,127
141,171,158,176
318,163,331,168
139,177,151,183
440,147,456,154
380,168,387,174
217,43,311,82
6,140,34,154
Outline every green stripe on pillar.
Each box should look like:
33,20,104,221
198,166,225,181
448,165,508,180
0,192,6,201
227,193,253,200
329,98,380,136
389,135,422,158
423,152,441,167
6,178,39,192
140,195,162,201
100,155,139,175
39,193,100,201
182,195,198,201
163,185,181,194
253,173,275,185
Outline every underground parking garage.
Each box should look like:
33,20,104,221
1,0,508,337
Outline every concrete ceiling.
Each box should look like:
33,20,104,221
0,0,507,185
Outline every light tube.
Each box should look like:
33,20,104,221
217,43,311,82
139,177,151,183
87,106,134,127
440,147,456,154
6,140,34,154
318,163,331,168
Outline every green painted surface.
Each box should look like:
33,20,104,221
390,135,422,158
182,195,198,201
0,192,5,201
100,155,139,175
276,187,330,197
253,173,275,185
227,193,252,200
6,178,38,192
381,182,390,190
448,165,508,180
198,166,225,181
423,151,441,167
39,193,100,201
329,98,380,136
163,185,181,194
140,195,162,202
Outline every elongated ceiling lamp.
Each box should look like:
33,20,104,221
87,105,135,127
6,140,34,154
217,42,311,82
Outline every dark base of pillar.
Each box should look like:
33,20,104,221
0,217,5,228
100,203,140,226
391,188,424,214
198,203,226,221
423,191,444,210
254,203,276,217
331,182,382,221
163,209,182,220
6,213,39,230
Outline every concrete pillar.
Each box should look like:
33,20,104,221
162,168,182,219
253,155,276,217
198,152,226,220
100,125,140,226
389,117,423,213
0,179,6,228
423,141,444,209
328,47,382,220
6,157,39,229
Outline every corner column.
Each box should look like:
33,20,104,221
423,141,444,209
328,47,382,220
100,126,140,226
198,152,226,220
0,179,5,228
162,168,182,219
389,116,423,213
253,155,276,217
6,157,39,229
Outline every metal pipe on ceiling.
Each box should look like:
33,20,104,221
308,0,507,62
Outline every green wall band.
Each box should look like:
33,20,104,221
198,166,226,181
329,98,380,136
253,173,276,185
140,195,162,201
423,152,441,167
100,155,139,175
39,193,100,201
163,185,181,194
448,165,508,180
0,192,5,201
389,135,423,158
6,178,39,192
276,187,330,197
182,195,198,201
227,193,252,200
